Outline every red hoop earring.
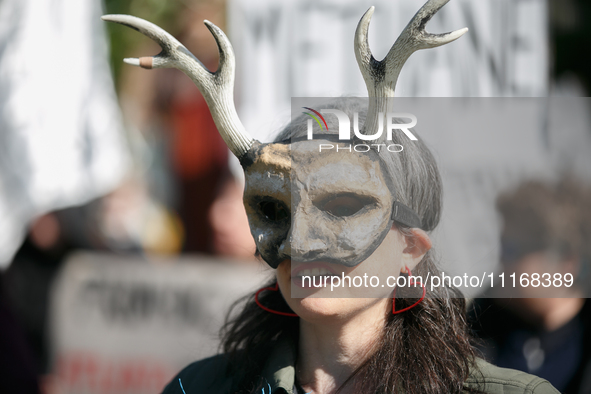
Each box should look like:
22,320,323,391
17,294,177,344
255,282,298,317
392,266,426,315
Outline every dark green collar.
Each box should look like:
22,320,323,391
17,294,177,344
255,339,556,394
260,337,297,394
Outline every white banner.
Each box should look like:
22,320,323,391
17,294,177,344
50,253,268,394
229,0,548,141
0,0,130,269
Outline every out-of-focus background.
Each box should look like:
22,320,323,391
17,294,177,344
1,0,591,393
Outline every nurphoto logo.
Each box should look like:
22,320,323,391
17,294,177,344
302,107,418,153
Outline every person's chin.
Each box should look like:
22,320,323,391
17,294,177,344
290,297,350,320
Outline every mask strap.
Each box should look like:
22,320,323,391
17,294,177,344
392,201,422,228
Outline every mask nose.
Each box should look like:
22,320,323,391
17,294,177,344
279,209,327,262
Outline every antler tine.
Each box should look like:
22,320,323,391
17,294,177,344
393,0,469,49
203,20,234,82
354,7,377,91
102,14,254,159
355,0,467,137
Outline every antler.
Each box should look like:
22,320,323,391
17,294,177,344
101,15,254,159
355,0,468,136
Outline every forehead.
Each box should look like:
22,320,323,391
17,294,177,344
245,140,392,196
291,141,389,195
244,143,291,196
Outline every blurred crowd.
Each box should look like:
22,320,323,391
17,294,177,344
1,0,591,393
469,179,591,393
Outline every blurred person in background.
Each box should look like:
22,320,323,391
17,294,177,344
1,0,255,389
470,178,591,393
0,0,131,391
2,182,185,392
0,0,192,392
115,0,255,259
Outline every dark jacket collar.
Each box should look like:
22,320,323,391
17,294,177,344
261,337,297,393
256,336,558,394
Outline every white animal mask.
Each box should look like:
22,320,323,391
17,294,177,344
103,0,467,268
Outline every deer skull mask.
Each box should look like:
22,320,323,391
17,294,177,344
103,0,467,269
240,138,397,268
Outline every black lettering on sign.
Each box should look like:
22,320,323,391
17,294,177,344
78,279,208,327
246,6,282,43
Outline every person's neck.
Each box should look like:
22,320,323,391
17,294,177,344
296,302,388,394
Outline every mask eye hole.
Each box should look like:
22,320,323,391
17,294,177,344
258,200,289,222
319,194,372,218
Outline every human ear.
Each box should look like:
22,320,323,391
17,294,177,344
400,228,432,271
